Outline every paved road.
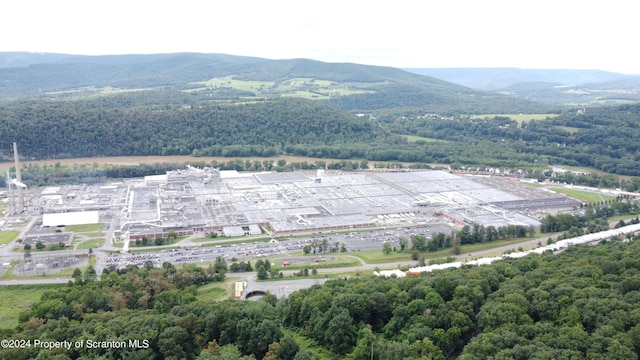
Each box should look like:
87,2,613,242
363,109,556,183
0,277,71,285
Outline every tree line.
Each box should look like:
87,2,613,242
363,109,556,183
404,223,533,256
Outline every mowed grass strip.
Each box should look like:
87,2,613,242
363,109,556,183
352,249,415,264
76,238,105,250
548,188,615,203
273,256,361,271
65,223,104,233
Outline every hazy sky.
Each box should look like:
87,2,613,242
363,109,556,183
3,0,639,74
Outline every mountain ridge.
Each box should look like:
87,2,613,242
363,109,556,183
404,67,632,90
0,51,552,114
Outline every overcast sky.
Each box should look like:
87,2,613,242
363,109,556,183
3,0,639,74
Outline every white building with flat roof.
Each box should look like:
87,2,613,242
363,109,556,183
42,211,99,227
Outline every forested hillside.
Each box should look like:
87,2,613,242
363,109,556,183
380,103,640,176
4,98,640,176
2,239,640,359
498,79,640,106
405,67,640,106
325,83,551,114
0,53,267,95
0,52,551,115
0,98,392,160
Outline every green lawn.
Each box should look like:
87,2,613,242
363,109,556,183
81,231,105,237
0,231,20,245
76,238,105,250
193,236,271,245
65,223,104,233
0,284,64,328
351,249,415,264
197,282,229,302
548,188,615,203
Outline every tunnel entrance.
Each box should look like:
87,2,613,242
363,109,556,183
244,290,267,300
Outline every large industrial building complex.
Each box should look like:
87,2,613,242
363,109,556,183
14,166,581,244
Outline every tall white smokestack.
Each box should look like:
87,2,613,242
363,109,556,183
6,171,13,214
13,142,24,211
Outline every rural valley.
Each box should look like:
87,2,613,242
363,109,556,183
1,52,640,359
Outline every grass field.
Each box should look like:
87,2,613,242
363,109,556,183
0,231,19,245
192,76,374,100
0,284,63,327
197,282,229,302
76,238,105,250
351,249,415,264
401,135,445,143
471,113,559,123
65,223,104,233
273,256,361,271
195,76,275,92
193,236,272,245
548,188,615,202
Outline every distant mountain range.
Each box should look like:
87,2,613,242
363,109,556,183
405,67,640,106
403,67,632,90
0,52,553,114
2,52,639,108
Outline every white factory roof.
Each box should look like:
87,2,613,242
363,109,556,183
43,211,100,227
144,175,168,183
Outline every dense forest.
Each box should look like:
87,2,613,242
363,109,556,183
381,104,640,176
5,97,640,175
0,95,552,167
4,98,640,184
2,238,640,359
0,98,392,159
